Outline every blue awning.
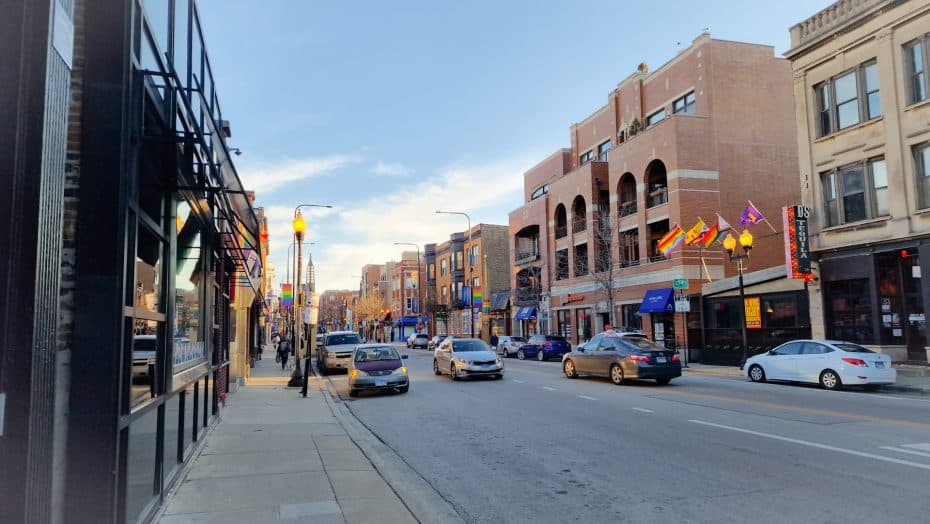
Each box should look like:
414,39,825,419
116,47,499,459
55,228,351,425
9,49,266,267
393,315,430,326
514,307,537,320
639,288,675,314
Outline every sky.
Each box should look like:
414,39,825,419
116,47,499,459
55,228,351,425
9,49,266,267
198,0,830,293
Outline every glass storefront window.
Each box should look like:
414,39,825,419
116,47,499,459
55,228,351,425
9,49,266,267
130,327,159,408
556,310,572,339
620,304,642,330
135,227,163,316
876,253,905,345
826,279,874,344
125,409,158,523
763,296,800,329
184,382,197,454
163,393,181,474
575,308,592,342
708,299,741,329
174,201,205,372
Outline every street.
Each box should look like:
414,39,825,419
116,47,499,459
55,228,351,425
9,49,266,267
322,346,930,524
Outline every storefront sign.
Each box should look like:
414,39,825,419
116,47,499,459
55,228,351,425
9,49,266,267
783,205,813,280
744,297,762,329
674,299,691,313
565,294,585,304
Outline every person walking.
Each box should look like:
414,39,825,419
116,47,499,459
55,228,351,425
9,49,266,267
277,334,291,370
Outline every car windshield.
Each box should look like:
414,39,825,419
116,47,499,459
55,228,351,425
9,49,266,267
452,340,490,352
355,346,400,362
510,337,526,342
546,336,567,342
835,343,875,353
415,334,428,339
326,334,361,345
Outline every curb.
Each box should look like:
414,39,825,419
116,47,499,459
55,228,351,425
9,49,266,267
683,368,930,394
316,377,466,524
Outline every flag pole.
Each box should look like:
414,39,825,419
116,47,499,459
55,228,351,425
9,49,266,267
699,249,713,282
749,200,778,234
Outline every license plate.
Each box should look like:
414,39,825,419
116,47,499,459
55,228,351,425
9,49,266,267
874,361,884,368
375,379,387,386
656,356,667,363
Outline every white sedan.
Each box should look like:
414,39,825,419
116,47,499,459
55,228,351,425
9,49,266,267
744,339,896,390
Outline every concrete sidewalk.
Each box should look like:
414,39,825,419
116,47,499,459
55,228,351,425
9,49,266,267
156,354,418,524
683,362,930,393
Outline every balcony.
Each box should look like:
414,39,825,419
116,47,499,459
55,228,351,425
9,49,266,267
618,200,637,217
555,225,568,239
572,218,587,233
647,187,668,208
515,249,540,265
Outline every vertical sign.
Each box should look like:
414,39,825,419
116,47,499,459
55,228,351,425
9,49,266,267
744,297,762,329
281,283,293,307
783,205,813,280
472,286,483,310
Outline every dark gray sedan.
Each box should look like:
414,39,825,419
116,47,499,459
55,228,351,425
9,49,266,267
561,333,681,385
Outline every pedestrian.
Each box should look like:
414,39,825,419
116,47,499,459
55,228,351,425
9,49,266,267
490,333,499,349
278,335,291,370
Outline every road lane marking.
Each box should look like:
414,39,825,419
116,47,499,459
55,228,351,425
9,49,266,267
632,407,654,413
512,380,525,383
578,395,597,401
659,390,930,430
881,446,930,459
689,419,930,471
542,386,557,391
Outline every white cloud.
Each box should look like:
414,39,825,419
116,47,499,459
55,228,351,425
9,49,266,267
372,161,411,177
239,154,361,194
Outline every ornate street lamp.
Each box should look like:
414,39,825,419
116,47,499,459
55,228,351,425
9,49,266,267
290,204,332,390
724,229,754,364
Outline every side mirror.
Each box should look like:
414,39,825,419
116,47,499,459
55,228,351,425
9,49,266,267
767,350,776,356
577,346,585,353
402,355,409,359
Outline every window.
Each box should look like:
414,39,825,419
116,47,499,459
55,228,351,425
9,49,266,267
428,263,435,279
442,286,448,299
440,258,447,276
916,143,930,209
579,150,594,164
597,140,612,161
825,278,874,344
773,342,803,356
905,39,927,105
405,297,413,311
673,91,696,114
820,158,888,226
530,185,548,200
646,109,666,127
555,249,569,280
469,245,479,267
619,229,640,267
455,252,463,270
800,343,833,355
472,277,480,287
573,243,589,277
813,61,881,137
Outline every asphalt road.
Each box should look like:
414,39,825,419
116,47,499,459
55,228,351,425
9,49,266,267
322,346,930,524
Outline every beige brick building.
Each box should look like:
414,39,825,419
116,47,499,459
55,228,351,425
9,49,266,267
510,34,805,363
788,0,930,362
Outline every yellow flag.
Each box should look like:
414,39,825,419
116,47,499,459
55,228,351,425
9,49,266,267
685,219,708,245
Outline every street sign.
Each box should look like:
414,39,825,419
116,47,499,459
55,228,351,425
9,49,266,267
673,278,688,289
674,299,690,313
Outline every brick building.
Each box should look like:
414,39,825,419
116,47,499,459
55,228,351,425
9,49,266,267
788,0,930,363
425,224,511,339
389,251,427,340
509,33,805,362
319,290,359,332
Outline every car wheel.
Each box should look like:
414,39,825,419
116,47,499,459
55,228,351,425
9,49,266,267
819,369,841,390
563,359,578,379
500,348,508,358
655,378,671,385
517,349,526,360
748,364,766,383
610,364,624,385
433,360,441,375
537,350,546,362
349,389,358,397
450,364,459,381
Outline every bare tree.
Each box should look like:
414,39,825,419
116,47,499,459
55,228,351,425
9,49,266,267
589,212,618,327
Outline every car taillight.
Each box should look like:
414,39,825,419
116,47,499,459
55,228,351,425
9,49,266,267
630,354,649,362
544,341,552,348
842,357,867,367
672,354,681,362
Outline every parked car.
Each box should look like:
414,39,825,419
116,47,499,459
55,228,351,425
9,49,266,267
496,335,527,358
562,332,681,385
317,331,363,375
517,334,571,361
743,339,896,390
348,344,409,397
428,335,447,350
433,338,504,380
407,333,430,349
132,335,157,381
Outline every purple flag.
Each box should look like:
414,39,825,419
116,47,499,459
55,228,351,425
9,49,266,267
738,201,765,226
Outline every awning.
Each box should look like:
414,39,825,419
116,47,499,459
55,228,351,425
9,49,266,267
514,307,537,320
639,288,675,314
490,291,510,311
393,315,429,326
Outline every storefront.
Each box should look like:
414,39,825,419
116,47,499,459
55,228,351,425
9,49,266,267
639,288,677,348
486,291,512,338
514,306,539,338
819,243,930,362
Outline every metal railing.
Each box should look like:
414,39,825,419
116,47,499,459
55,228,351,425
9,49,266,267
618,201,638,217
572,218,587,233
555,225,568,239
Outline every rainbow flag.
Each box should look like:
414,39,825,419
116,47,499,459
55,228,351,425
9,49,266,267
657,225,686,257
698,215,732,248
282,284,293,307
685,219,708,245
472,286,483,310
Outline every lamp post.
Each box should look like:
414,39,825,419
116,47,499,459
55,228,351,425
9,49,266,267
290,204,332,388
723,229,754,365
394,242,422,336
436,210,473,338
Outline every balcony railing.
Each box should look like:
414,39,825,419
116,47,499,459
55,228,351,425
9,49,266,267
514,250,540,265
618,200,637,217
555,225,568,239
572,218,587,233
647,187,668,208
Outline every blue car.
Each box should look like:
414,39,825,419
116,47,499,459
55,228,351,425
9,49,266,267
517,334,571,361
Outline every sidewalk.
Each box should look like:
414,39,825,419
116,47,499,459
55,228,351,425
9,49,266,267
156,354,418,524
682,362,930,393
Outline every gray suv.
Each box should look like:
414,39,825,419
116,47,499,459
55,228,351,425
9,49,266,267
317,331,363,375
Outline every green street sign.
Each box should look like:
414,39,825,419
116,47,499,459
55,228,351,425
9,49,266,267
673,278,688,289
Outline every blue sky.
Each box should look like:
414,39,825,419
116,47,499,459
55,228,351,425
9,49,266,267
198,0,829,292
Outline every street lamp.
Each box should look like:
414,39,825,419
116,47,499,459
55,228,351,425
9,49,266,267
723,229,754,365
290,204,332,390
435,210,475,338
394,242,423,337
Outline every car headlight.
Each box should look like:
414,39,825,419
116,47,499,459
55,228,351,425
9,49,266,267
456,358,471,365
496,357,503,366
392,367,408,375
350,369,368,377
